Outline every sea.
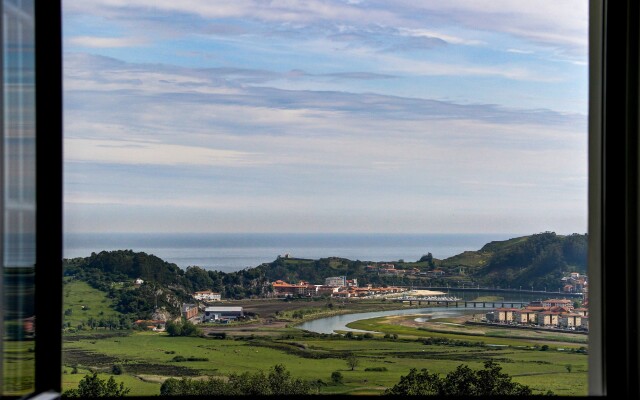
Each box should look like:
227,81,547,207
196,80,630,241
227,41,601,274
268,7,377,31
63,232,520,273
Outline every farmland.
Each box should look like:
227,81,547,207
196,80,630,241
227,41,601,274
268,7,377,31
60,276,588,396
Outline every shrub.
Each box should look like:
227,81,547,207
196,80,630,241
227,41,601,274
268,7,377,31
208,332,226,339
186,357,209,362
62,372,130,398
385,360,536,396
331,371,343,384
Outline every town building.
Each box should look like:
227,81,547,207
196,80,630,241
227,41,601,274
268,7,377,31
482,298,588,332
540,299,574,310
181,303,198,320
193,290,222,301
271,280,308,297
559,314,582,328
514,309,538,324
485,308,520,323
325,276,346,287
203,306,244,322
537,311,562,326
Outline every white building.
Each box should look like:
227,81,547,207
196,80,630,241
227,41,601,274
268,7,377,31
203,306,244,322
325,276,346,287
193,290,222,301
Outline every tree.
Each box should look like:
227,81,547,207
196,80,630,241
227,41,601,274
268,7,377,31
331,371,344,384
166,319,201,337
384,368,442,395
165,320,182,336
346,355,359,371
419,252,435,268
63,372,131,398
385,361,537,396
159,364,311,396
111,364,123,375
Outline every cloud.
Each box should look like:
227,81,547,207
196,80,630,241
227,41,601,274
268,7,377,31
64,53,586,141
65,138,260,167
64,0,586,61
61,26,587,234
385,0,587,58
68,36,147,48
64,0,399,25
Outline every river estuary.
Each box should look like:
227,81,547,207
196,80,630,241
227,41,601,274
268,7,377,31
297,290,577,334
297,306,481,334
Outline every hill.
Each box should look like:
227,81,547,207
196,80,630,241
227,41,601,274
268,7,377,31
62,232,587,320
438,232,587,289
63,250,270,320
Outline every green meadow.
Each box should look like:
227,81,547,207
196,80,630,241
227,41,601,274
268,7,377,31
61,281,588,396
63,328,588,396
345,316,588,347
2,340,35,396
62,279,123,329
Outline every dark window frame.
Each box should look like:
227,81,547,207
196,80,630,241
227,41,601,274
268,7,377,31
588,0,640,398
33,0,63,395
11,0,639,398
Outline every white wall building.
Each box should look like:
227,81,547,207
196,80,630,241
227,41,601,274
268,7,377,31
325,276,346,287
193,290,222,301
203,306,244,322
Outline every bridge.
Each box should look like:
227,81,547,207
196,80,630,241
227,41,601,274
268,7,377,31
410,286,584,297
394,297,530,308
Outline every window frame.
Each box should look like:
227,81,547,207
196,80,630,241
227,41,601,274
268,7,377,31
33,0,63,396
588,0,640,397
11,0,639,398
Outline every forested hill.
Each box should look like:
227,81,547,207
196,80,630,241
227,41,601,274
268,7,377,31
63,250,271,320
62,232,586,319
440,232,587,288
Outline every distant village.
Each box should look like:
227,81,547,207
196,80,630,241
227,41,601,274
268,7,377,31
270,274,410,299
482,271,588,332
483,298,589,332
131,270,588,333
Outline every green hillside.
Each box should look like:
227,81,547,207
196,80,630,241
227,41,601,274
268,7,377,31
63,279,126,330
62,232,587,317
438,232,587,289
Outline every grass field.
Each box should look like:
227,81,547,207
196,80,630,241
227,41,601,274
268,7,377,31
63,326,588,396
346,315,587,348
2,340,35,396
60,286,587,396
63,279,123,329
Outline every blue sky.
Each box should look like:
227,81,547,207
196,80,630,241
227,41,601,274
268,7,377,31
62,0,588,235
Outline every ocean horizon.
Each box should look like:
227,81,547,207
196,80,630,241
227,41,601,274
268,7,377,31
64,232,522,273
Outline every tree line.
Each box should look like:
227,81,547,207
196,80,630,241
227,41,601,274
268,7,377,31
63,361,550,397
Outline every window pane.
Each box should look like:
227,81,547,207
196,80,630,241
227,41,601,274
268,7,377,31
1,0,36,396
62,1,588,396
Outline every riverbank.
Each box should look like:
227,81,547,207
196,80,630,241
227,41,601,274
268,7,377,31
344,313,588,347
62,298,588,396
200,298,438,337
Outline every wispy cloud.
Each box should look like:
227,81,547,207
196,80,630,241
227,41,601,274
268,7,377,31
62,2,588,234
68,36,147,48
65,138,260,167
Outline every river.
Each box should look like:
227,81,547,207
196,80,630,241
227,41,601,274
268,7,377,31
297,306,482,334
297,291,560,334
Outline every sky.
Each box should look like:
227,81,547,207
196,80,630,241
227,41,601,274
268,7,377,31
62,0,589,235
